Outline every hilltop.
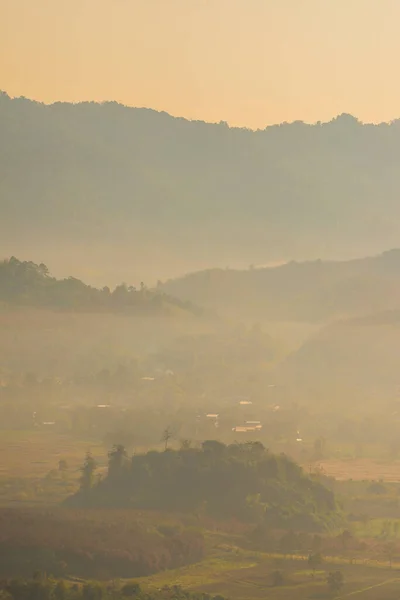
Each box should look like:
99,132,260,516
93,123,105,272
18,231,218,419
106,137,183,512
68,441,340,532
0,256,198,316
163,249,400,321
273,307,400,410
2,92,400,284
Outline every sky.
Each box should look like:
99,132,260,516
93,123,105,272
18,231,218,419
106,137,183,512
1,0,399,128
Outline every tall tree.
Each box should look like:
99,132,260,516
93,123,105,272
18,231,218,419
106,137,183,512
162,426,174,451
79,452,97,491
108,444,129,479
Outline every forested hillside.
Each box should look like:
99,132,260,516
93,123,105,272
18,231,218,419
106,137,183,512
68,442,340,532
163,249,400,321
2,92,400,284
0,508,205,579
275,309,400,409
0,257,197,316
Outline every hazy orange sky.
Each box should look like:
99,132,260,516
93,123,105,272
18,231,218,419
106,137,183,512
1,0,399,128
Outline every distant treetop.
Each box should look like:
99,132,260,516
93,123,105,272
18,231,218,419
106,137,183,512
0,257,199,316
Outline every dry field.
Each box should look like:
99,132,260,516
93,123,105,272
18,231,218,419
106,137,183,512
3,430,400,483
317,458,400,482
0,430,106,479
0,429,158,505
0,430,107,505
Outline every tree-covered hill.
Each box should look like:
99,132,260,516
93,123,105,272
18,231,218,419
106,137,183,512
274,308,400,409
0,257,198,316
3,92,400,284
162,249,400,321
68,442,341,532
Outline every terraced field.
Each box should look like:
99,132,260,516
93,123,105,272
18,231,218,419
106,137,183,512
138,541,400,600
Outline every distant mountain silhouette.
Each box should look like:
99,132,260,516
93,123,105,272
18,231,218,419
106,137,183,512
2,91,400,284
163,249,400,321
0,256,198,316
274,308,400,407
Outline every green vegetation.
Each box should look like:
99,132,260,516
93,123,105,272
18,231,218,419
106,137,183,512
2,254,400,461
327,570,344,595
0,508,204,579
0,257,198,316
2,507,400,599
3,92,400,287
0,577,227,600
163,249,400,321
3,43,400,600
1,252,400,599
68,441,340,531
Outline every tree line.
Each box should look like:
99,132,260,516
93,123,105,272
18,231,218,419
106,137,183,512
0,508,204,579
70,441,341,531
0,576,226,600
0,257,198,315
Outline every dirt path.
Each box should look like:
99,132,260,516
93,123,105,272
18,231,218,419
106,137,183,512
337,577,400,598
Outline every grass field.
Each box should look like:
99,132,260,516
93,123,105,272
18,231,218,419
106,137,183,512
0,430,105,478
0,429,170,505
137,540,400,600
0,429,106,505
352,518,400,539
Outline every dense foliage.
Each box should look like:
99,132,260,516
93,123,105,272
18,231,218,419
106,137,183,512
163,249,400,322
0,509,204,579
69,442,340,531
3,93,400,285
0,258,197,315
0,578,226,600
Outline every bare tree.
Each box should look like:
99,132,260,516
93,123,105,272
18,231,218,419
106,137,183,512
162,426,174,451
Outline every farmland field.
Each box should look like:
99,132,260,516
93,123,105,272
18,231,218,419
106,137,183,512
318,458,400,482
2,427,400,599
0,430,105,505
138,544,400,600
0,430,105,479
3,429,400,483
3,430,400,507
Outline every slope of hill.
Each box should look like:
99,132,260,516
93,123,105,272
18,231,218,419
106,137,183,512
0,508,205,579
0,256,197,316
2,92,400,284
274,310,400,407
163,249,400,321
68,442,340,532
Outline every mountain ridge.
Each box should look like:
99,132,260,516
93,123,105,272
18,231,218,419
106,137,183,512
2,90,387,129
0,256,199,317
162,249,400,322
2,91,400,285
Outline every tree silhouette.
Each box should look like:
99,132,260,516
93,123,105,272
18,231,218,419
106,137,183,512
308,552,323,576
327,571,344,596
162,426,174,450
271,570,284,586
108,444,129,479
79,452,97,491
